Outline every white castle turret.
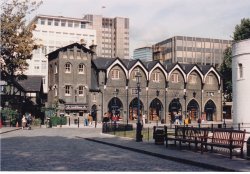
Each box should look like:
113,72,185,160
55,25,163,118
232,38,250,132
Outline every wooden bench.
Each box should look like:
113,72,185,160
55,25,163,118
201,128,246,159
165,126,209,150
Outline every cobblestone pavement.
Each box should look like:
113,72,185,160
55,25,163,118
1,127,210,171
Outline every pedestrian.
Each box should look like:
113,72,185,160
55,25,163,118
175,112,179,125
88,114,93,126
142,114,146,125
22,115,26,130
179,114,183,125
27,113,32,130
83,112,88,126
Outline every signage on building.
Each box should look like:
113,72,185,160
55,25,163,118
65,104,88,110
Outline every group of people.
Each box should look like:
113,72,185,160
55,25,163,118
102,112,123,123
22,114,32,130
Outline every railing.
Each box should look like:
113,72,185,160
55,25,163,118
102,122,250,146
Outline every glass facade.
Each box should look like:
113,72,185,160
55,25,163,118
153,36,232,67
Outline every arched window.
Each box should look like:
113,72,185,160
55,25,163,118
54,87,57,96
65,63,71,73
54,63,58,74
238,63,243,79
78,64,85,74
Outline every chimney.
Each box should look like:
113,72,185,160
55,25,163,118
80,39,87,47
89,44,97,54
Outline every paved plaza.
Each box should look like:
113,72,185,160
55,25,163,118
1,127,250,171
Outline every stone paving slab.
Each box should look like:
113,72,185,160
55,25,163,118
1,126,250,171
86,134,250,172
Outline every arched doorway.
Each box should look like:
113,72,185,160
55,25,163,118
91,105,97,121
168,98,182,123
205,100,216,121
129,97,144,121
149,98,163,121
187,99,199,121
108,97,123,118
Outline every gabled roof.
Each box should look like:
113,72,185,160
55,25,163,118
197,65,213,74
92,57,115,70
18,75,43,92
143,60,159,71
179,64,195,74
162,62,176,72
121,59,137,69
47,42,94,61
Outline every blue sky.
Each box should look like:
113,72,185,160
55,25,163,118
30,0,250,57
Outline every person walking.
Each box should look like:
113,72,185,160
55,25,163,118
88,114,93,126
142,114,146,125
83,112,88,126
22,115,26,130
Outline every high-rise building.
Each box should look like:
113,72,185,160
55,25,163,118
153,36,232,67
84,14,129,59
133,47,152,61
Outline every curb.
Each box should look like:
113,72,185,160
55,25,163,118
0,128,22,134
83,137,236,172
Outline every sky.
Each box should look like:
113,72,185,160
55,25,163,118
28,0,250,57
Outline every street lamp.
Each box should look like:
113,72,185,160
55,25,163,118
112,89,119,122
223,93,226,128
135,71,142,142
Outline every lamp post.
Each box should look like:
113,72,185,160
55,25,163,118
223,93,226,128
113,89,119,123
183,93,187,119
135,71,142,142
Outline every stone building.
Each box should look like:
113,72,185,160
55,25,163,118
47,43,222,124
232,38,250,131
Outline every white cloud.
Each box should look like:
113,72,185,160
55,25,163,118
32,0,250,57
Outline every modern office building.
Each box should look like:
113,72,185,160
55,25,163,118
47,42,222,124
153,36,232,67
26,14,97,93
133,47,152,61
84,14,130,59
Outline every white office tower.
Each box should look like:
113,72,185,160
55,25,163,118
27,15,96,92
84,14,130,59
232,38,250,132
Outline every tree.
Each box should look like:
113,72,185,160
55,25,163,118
220,47,232,101
233,18,250,41
220,18,250,101
1,0,42,79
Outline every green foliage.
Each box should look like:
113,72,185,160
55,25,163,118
0,108,18,120
220,18,250,101
1,0,42,79
32,118,41,126
50,116,67,126
233,18,250,41
220,47,232,101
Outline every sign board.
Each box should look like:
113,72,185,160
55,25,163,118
65,104,88,110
